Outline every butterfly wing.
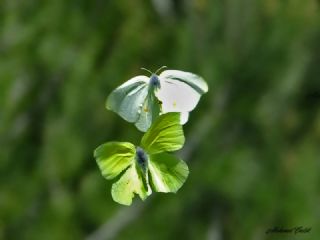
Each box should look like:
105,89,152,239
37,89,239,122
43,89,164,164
112,163,152,206
180,112,189,125
106,76,149,123
94,141,152,205
157,70,208,116
141,113,185,155
149,152,189,193
159,70,208,95
135,91,161,132
94,142,135,180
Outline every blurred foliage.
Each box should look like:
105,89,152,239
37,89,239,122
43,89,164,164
1,0,320,239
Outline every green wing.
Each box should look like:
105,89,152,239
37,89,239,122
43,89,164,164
149,153,189,193
112,163,152,206
141,113,185,154
94,142,135,180
106,76,149,123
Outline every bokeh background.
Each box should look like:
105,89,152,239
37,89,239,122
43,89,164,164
1,0,319,239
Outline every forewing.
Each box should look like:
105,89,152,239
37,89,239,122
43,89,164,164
160,70,208,94
157,70,208,113
141,113,184,154
106,76,149,122
94,142,135,180
111,163,152,206
149,153,189,193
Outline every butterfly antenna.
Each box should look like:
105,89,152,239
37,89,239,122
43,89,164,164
141,67,153,75
155,66,168,75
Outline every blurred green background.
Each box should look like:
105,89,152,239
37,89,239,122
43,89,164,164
1,0,319,239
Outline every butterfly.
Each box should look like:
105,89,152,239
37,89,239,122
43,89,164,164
106,66,208,132
94,113,189,206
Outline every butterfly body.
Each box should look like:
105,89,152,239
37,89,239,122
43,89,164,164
135,146,148,173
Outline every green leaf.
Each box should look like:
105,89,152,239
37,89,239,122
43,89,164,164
141,113,185,154
111,163,151,206
149,152,189,193
106,76,149,123
94,142,135,180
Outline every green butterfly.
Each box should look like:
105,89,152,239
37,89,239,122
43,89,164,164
94,113,189,206
106,67,208,132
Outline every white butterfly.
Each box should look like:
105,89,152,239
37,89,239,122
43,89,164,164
107,66,208,132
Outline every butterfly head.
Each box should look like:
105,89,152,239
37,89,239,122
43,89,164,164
149,74,161,90
141,66,168,90
135,146,149,172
